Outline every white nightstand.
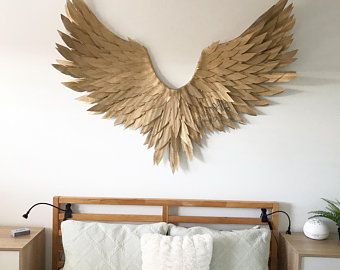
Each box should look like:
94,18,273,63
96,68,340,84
280,232,340,270
0,227,45,270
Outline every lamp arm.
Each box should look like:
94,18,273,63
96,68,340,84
260,208,291,234
26,203,66,213
23,202,72,221
267,210,291,233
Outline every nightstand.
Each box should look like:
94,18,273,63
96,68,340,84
280,232,340,270
0,227,45,270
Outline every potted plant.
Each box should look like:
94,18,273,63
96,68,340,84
309,198,340,241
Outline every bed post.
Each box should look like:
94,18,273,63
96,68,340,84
52,196,60,270
270,202,279,270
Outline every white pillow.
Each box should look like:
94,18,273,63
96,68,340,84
141,233,213,270
61,220,168,270
170,225,271,270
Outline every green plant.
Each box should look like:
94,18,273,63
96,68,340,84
309,198,340,227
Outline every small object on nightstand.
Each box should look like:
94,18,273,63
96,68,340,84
11,228,30,237
0,227,45,270
308,198,340,241
280,232,340,270
303,218,329,240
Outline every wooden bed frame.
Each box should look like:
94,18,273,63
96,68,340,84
52,196,279,270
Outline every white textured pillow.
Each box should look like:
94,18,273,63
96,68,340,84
170,225,271,270
141,233,213,270
61,220,168,270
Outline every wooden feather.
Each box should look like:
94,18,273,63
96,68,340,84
54,0,297,172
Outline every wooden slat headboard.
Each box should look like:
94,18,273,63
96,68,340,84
52,196,279,270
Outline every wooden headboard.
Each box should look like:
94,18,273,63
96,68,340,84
52,196,279,270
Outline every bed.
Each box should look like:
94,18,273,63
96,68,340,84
52,196,279,270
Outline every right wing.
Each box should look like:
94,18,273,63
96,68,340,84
179,0,297,157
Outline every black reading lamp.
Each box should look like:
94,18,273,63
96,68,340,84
23,203,72,221
260,208,291,235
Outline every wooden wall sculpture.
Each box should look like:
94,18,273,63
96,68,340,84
54,0,297,172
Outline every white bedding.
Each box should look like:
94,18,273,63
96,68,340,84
60,221,271,270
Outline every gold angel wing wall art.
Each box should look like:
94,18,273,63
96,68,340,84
54,0,297,172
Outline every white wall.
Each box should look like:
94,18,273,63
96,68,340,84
0,0,339,268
